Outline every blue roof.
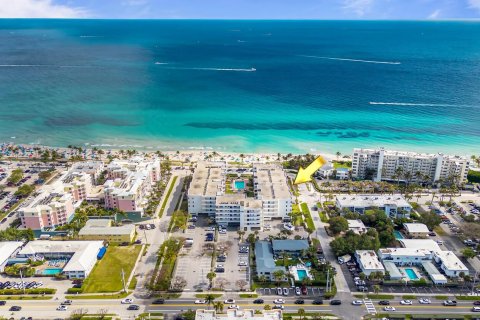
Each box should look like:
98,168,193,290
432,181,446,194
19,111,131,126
255,241,284,274
272,239,309,252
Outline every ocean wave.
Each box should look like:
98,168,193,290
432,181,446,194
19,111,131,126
161,67,256,72
300,55,401,65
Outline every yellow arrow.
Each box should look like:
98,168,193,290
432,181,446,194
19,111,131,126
294,155,327,185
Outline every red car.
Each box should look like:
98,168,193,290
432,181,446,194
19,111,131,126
301,286,307,295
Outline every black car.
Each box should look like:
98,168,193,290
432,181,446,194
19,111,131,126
127,305,140,310
10,306,22,311
294,299,305,304
378,300,390,305
215,268,225,273
152,299,165,304
474,301,480,306
330,300,342,305
253,299,264,304
0,300,6,306
312,299,323,305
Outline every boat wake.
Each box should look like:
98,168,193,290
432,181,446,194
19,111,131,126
0,64,97,68
369,102,458,107
300,55,401,65
162,66,256,72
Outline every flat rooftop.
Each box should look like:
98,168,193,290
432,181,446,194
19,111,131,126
356,250,384,271
336,194,411,208
404,223,429,233
253,163,291,199
79,219,135,236
189,161,226,197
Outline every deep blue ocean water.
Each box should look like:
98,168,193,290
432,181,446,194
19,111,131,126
0,19,479,154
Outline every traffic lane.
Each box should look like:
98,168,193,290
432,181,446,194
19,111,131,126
146,304,336,312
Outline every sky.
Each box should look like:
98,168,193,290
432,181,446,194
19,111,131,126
0,0,480,19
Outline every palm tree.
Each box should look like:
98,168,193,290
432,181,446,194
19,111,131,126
373,284,380,296
335,151,341,161
207,272,216,288
298,308,306,320
205,294,216,309
213,301,224,313
272,270,285,285
239,154,245,163
264,304,272,311
237,230,245,242
394,167,404,186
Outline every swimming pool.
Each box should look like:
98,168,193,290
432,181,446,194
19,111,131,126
41,268,63,275
394,230,404,239
297,269,307,281
234,180,245,189
404,268,418,280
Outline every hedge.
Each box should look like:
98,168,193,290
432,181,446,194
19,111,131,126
0,288,56,295
67,288,84,294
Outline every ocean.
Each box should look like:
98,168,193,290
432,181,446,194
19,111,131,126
0,19,479,154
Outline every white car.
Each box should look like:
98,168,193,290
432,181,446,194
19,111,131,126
238,261,247,266
418,298,431,304
351,300,363,305
472,307,480,312
295,287,301,295
121,298,133,304
273,299,285,304
194,299,206,304
224,299,235,304
400,300,412,305
383,306,396,311
56,305,68,311
273,305,284,310
228,304,240,310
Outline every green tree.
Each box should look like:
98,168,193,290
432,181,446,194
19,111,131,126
7,169,23,184
14,184,35,197
264,304,272,311
298,308,306,320
237,230,245,242
205,294,216,309
213,301,224,313
272,269,285,285
419,211,441,230
206,272,216,288
373,284,380,296
462,247,476,259
328,216,349,235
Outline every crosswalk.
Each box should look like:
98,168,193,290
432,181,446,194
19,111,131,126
363,298,377,314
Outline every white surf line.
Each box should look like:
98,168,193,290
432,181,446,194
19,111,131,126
300,55,401,65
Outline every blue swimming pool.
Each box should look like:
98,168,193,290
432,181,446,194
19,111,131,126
405,268,418,280
297,270,307,280
41,268,63,275
234,180,245,189
394,230,404,239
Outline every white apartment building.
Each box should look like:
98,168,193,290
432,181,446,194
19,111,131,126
355,250,385,276
215,194,263,231
70,161,105,185
336,194,411,218
103,157,161,215
253,163,292,220
352,148,469,184
188,161,226,216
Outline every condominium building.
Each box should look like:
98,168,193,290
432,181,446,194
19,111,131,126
103,157,160,215
215,194,263,231
352,148,469,184
70,161,105,185
61,171,93,202
336,194,411,218
253,163,292,220
78,219,135,243
19,190,75,230
188,161,226,216
355,250,385,276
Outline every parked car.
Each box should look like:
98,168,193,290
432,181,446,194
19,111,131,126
282,287,289,296
295,287,301,295
276,287,282,295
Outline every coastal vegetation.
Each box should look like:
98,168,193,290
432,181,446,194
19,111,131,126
0,227,34,241
468,170,480,183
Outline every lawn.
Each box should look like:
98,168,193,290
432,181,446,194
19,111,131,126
82,245,142,293
332,160,352,169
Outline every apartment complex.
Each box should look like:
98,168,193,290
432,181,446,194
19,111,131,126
103,157,161,215
215,194,263,231
352,148,469,184
70,161,105,185
188,161,226,216
336,194,412,218
61,171,93,202
78,219,135,243
253,164,293,220
19,189,75,230
355,250,385,276
188,162,292,230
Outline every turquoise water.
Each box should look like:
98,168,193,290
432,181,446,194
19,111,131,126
297,269,307,280
234,180,245,189
1,20,480,154
394,230,404,240
42,268,63,275
405,268,418,280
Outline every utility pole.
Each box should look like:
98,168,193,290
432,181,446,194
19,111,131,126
121,268,126,293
